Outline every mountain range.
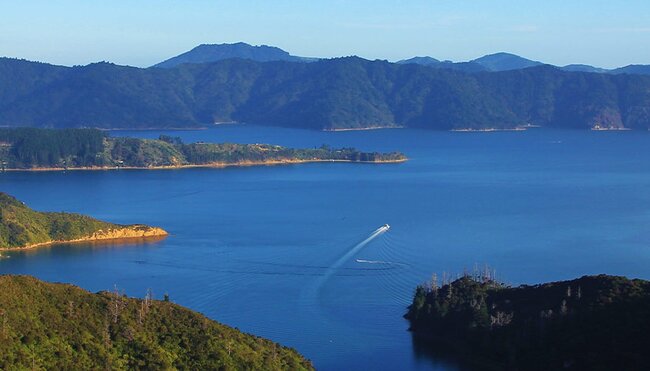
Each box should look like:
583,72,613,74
1,43,649,131
399,52,650,75
153,43,650,75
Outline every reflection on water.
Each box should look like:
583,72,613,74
410,335,484,371
3,236,167,258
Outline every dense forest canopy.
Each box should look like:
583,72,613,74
0,275,312,370
1,57,649,130
405,273,650,370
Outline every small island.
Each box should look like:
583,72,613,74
0,193,167,250
406,273,650,370
0,275,312,370
0,128,406,171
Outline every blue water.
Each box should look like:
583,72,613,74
1,126,650,370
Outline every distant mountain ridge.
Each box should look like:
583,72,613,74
471,52,544,71
1,56,650,131
154,42,316,68
397,51,649,75
154,43,649,75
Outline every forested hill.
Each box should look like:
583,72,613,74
405,274,650,370
0,128,405,169
0,192,167,249
1,56,650,130
0,275,312,370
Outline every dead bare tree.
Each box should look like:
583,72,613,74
430,273,438,292
139,288,154,324
108,285,126,324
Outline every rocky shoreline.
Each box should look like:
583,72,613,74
1,158,407,172
0,225,168,251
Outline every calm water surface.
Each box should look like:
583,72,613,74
1,126,650,370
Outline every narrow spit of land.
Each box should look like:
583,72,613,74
0,193,167,251
0,128,407,171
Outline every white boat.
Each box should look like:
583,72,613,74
382,224,390,230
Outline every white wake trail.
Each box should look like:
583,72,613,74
309,226,389,297
327,226,388,273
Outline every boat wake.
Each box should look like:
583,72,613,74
307,225,391,299
326,225,390,273
355,258,406,267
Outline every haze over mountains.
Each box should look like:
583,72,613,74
154,42,318,68
1,42,649,131
154,42,650,75
399,52,650,75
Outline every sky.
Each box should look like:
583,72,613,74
1,0,649,68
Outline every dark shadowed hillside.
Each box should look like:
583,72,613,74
406,274,650,370
1,57,650,130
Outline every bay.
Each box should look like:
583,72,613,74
1,126,649,370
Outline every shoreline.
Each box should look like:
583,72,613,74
590,127,632,131
323,126,404,132
102,127,207,131
1,158,407,172
450,127,528,132
0,226,168,252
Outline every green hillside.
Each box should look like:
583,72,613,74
1,57,650,130
0,275,312,370
0,193,166,249
406,274,650,370
0,128,406,170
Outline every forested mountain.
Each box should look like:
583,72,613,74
0,275,312,370
406,274,650,370
1,56,650,130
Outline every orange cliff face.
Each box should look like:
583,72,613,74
1,225,168,251
83,225,168,240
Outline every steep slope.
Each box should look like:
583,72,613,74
0,275,312,370
1,57,650,130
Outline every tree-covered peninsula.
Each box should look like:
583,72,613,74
0,275,312,370
0,193,167,250
405,273,650,370
0,128,406,170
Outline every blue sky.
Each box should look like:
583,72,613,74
1,0,648,68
